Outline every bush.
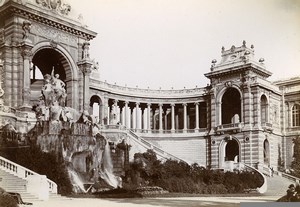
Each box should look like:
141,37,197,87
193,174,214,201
124,150,264,194
0,193,18,207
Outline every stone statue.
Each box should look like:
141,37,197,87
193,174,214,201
39,72,67,122
41,74,54,107
50,100,62,122
22,20,31,40
52,73,66,106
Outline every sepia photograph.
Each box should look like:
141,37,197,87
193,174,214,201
0,0,300,206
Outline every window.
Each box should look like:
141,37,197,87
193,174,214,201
292,104,300,127
260,95,268,124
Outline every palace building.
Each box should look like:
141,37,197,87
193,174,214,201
0,0,300,174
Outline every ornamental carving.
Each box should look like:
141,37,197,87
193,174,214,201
22,20,31,40
36,0,71,16
224,81,233,88
31,23,77,46
21,47,33,58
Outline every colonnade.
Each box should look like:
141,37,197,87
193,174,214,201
91,98,208,132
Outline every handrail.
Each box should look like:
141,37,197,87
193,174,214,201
100,125,207,134
242,163,267,194
277,171,300,184
0,156,57,194
127,130,191,164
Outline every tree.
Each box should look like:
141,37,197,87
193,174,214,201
291,136,300,177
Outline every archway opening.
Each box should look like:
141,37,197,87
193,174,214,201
263,139,270,166
30,48,69,106
221,88,241,124
225,139,239,162
90,95,103,123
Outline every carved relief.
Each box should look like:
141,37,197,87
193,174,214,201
36,0,71,16
31,23,77,46
224,81,233,88
270,104,279,124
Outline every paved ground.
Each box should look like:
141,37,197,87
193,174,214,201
28,195,281,207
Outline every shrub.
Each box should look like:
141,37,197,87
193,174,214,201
125,150,264,194
0,193,18,207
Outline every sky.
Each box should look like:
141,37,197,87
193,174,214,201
70,0,300,89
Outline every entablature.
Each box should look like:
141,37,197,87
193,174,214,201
0,1,97,40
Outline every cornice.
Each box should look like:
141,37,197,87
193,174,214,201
0,1,97,40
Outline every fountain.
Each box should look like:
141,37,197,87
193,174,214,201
29,72,128,193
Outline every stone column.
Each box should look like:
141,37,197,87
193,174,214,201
171,103,175,131
77,42,93,111
131,105,136,129
125,101,130,128
159,103,163,131
136,102,141,130
183,103,187,130
195,102,199,130
104,97,109,125
20,41,33,110
147,103,151,131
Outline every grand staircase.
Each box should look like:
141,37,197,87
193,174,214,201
0,156,60,202
0,168,40,202
264,174,291,197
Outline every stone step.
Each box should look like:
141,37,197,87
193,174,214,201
264,174,293,197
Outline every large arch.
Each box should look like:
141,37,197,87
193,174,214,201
219,136,241,169
221,87,242,125
30,41,79,109
90,95,104,123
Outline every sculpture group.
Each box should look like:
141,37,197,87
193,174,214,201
35,70,70,123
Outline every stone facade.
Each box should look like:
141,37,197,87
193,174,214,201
0,1,299,172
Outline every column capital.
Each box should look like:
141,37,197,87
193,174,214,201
113,99,119,105
158,103,163,107
136,102,140,106
182,103,187,106
147,103,152,107
194,102,199,106
124,100,129,105
20,42,33,59
170,103,175,107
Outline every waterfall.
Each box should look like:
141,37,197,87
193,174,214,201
98,142,120,188
68,168,87,193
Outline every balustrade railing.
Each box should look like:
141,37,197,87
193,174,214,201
0,156,57,194
100,125,206,134
242,163,267,194
127,130,188,164
216,122,243,131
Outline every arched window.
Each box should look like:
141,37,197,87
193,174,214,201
292,104,300,127
225,139,239,162
221,88,241,124
260,95,268,124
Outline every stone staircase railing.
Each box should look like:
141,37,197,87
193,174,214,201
127,130,191,164
0,156,57,199
99,125,191,164
276,171,300,184
242,163,267,194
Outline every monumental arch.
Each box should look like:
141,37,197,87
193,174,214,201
0,0,300,174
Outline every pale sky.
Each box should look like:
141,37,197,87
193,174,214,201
71,0,300,89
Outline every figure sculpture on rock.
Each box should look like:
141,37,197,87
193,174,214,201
38,71,67,122
51,73,67,107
